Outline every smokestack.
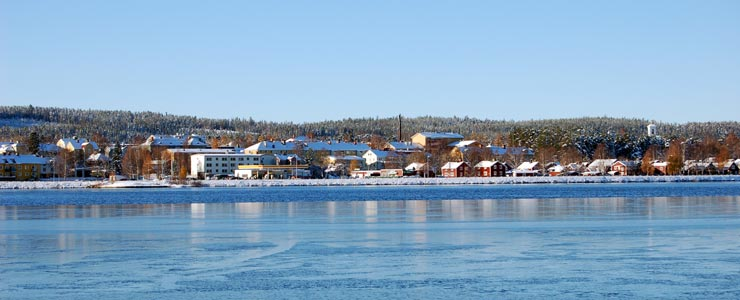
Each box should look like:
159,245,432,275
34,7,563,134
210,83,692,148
398,114,402,142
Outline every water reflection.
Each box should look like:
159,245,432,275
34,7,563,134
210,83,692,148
2,196,740,223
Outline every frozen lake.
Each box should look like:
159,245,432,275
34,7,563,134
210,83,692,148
2,182,740,299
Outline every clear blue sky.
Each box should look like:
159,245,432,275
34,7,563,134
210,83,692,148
1,1,738,123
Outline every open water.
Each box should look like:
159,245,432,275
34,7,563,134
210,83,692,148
2,182,740,299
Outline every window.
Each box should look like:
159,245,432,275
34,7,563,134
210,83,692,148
230,158,235,161
206,163,211,167
206,157,212,161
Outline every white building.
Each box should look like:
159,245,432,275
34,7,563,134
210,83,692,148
647,124,657,136
362,150,390,170
190,154,276,179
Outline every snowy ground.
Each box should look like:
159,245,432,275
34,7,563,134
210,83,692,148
0,175,738,189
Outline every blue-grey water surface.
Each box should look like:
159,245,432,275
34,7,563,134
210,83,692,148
2,182,740,299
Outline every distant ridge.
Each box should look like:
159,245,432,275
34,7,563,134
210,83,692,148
1,105,738,145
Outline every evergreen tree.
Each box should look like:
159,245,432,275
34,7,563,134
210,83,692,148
27,131,40,155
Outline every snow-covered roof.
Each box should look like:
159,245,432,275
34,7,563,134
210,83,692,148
328,155,365,162
246,141,299,152
588,159,617,170
488,145,534,156
39,143,60,153
87,153,110,162
0,143,17,154
653,161,667,167
363,149,390,159
387,142,423,151
517,162,540,171
405,162,426,171
441,161,468,169
167,149,232,154
548,165,565,172
474,160,502,168
143,135,208,147
613,160,639,168
274,154,303,163
287,136,310,142
415,132,464,139
0,154,50,165
306,141,371,152
448,140,480,148
59,138,100,151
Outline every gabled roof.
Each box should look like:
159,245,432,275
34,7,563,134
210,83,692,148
517,161,540,170
143,135,208,147
405,162,426,171
414,132,464,139
59,138,100,151
613,160,639,168
441,161,469,169
588,159,617,170
387,142,423,151
0,154,49,164
363,149,390,159
448,140,481,148
88,153,110,162
246,141,298,152
474,160,503,168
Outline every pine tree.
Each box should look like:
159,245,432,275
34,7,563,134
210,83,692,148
27,131,40,155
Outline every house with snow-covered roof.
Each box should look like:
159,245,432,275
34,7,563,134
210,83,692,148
306,140,371,157
411,132,464,153
385,141,423,153
0,154,52,180
57,137,99,157
363,150,390,170
245,140,300,155
474,160,506,177
611,160,640,176
142,135,209,151
441,161,471,177
0,142,22,154
587,159,617,175
721,160,739,175
512,161,541,177
682,160,717,175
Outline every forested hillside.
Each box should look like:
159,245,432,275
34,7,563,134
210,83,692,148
1,105,739,161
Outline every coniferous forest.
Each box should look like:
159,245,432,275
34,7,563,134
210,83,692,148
1,105,739,161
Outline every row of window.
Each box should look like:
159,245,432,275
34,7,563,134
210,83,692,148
204,157,260,162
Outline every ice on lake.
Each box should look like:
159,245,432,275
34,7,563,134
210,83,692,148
2,183,740,299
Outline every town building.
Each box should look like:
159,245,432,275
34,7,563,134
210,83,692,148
611,160,640,176
474,160,506,177
441,161,471,177
411,132,464,153
0,154,52,181
190,153,276,179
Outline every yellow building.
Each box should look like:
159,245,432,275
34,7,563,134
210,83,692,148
0,155,50,181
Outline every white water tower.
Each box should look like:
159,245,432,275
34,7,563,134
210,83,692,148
647,124,657,137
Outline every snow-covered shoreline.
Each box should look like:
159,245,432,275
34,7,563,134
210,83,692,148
0,175,738,190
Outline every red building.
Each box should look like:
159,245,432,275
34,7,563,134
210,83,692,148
474,161,506,177
441,161,471,177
